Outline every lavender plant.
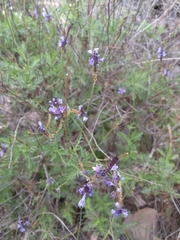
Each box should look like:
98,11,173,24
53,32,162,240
88,48,104,83
0,1,180,239
17,220,29,233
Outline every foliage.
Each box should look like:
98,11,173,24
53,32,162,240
0,0,180,239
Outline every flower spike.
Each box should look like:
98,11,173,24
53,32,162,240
88,48,104,83
158,46,166,60
111,202,128,218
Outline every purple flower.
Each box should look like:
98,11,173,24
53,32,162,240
118,88,126,94
78,105,85,117
0,144,8,158
48,98,66,120
104,179,115,187
158,47,166,60
92,164,103,176
78,182,93,196
88,48,104,67
99,156,119,177
110,191,118,199
58,36,68,51
78,182,93,208
164,69,170,77
44,12,52,21
78,193,86,208
82,116,88,122
111,202,128,218
38,121,45,133
110,164,118,171
33,8,38,19
0,151,4,158
46,177,54,185
78,105,88,122
116,187,121,192
17,220,29,233
112,170,122,184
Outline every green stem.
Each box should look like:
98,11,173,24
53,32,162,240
87,82,95,114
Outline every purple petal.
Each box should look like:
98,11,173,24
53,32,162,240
78,187,84,195
92,164,102,173
88,50,93,55
78,193,86,208
99,58,104,62
118,88,126,94
111,164,118,171
104,179,115,186
89,58,94,65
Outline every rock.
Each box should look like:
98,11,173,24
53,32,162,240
123,207,157,240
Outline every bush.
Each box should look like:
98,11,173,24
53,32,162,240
0,1,180,239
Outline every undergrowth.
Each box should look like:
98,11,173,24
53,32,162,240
0,0,180,239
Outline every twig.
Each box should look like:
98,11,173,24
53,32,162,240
164,227,180,240
84,126,110,158
171,194,180,214
90,98,108,142
167,124,172,148
131,0,179,40
8,116,24,169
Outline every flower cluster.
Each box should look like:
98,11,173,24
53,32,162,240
88,48,104,67
37,121,45,133
78,105,88,122
111,202,128,218
17,220,29,233
78,181,93,208
158,47,166,60
48,98,67,120
46,176,54,185
78,156,128,218
45,12,52,21
95,158,128,218
42,8,52,21
118,88,126,95
58,36,68,52
164,69,170,77
88,48,104,83
94,156,119,178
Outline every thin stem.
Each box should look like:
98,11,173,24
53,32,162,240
87,82,95,114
